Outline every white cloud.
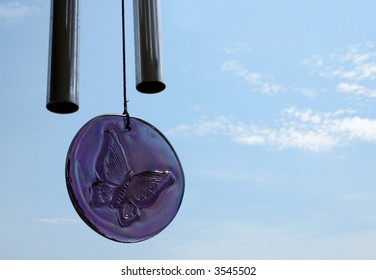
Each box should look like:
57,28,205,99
272,127,338,152
34,218,80,224
304,43,376,99
169,107,376,152
192,105,202,112
0,2,39,22
330,117,376,142
168,220,376,259
319,44,376,81
338,82,376,98
292,87,317,98
302,54,324,67
221,60,285,94
222,43,253,54
200,168,272,183
222,42,376,99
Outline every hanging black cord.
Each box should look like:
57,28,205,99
121,0,130,129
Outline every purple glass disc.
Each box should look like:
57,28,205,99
66,115,184,242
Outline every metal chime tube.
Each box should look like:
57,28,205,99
134,0,166,93
46,0,79,114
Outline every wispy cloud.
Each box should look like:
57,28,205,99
0,2,39,23
33,218,80,225
304,42,376,99
291,86,318,98
302,54,325,67
168,219,376,259
337,82,376,98
221,60,285,94
222,42,376,99
328,43,376,81
221,43,253,54
169,107,376,152
195,42,376,151
195,166,273,183
304,43,376,80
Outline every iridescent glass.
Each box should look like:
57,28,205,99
66,115,184,242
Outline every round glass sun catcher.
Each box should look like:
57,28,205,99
66,115,184,242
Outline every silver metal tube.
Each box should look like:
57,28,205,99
134,0,166,94
47,0,79,114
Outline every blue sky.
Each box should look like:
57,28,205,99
1,0,376,259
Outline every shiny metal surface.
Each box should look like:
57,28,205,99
47,0,79,114
133,0,166,94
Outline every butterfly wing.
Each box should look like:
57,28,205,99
91,128,131,209
90,181,115,208
117,199,141,227
92,128,175,227
91,181,141,227
127,170,175,209
98,128,130,186
109,171,134,209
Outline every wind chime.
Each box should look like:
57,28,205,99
46,0,184,243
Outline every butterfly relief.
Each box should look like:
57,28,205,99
89,128,175,227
